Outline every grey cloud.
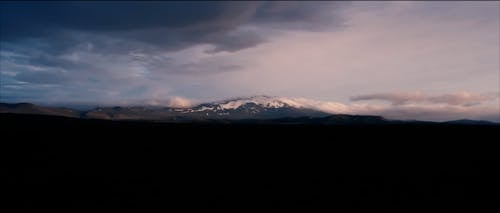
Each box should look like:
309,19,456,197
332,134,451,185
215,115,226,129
203,30,266,54
1,1,343,36
1,40,243,105
4,41,243,89
15,70,69,85
1,1,347,55
350,93,425,105
427,93,493,107
146,59,243,76
0,2,260,56
350,92,496,107
0,2,257,38
253,1,349,29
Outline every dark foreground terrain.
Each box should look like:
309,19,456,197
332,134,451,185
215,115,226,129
2,113,499,212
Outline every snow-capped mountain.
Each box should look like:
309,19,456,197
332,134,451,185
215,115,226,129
190,96,296,111
181,96,330,119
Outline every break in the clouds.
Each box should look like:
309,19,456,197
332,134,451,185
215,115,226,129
1,1,499,121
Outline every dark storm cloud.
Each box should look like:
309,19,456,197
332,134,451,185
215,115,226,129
0,2,255,37
0,1,346,53
0,2,258,55
253,1,349,31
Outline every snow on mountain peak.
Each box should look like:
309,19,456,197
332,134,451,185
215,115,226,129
188,95,351,114
215,96,293,110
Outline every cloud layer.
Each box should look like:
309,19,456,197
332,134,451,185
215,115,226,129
350,92,497,107
281,92,499,122
347,92,499,122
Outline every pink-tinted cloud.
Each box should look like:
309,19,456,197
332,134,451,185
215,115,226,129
350,92,496,107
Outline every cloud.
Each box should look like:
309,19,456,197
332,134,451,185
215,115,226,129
165,96,194,108
350,92,426,105
14,70,69,85
427,93,496,107
111,96,196,108
0,1,345,54
350,92,496,107
347,92,499,121
351,104,500,122
275,94,499,122
203,30,266,54
0,2,256,37
274,97,351,114
252,1,350,31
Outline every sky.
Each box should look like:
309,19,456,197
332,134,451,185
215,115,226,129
1,1,499,121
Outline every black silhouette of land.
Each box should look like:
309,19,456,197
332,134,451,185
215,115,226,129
2,107,499,212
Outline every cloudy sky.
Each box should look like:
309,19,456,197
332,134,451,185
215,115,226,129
1,1,499,121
